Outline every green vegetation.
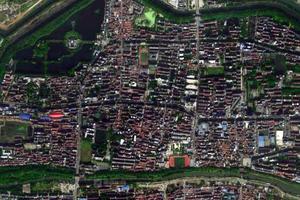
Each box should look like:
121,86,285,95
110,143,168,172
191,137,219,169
243,168,300,196
33,41,49,58
93,129,107,158
137,0,300,30
0,165,298,196
88,167,240,181
240,18,249,38
282,87,300,95
140,50,149,64
0,121,30,143
204,66,225,76
288,65,300,73
0,0,95,79
80,138,93,163
266,74,276,88
31,182,60,194
202,9,300,31
174,157,185,168
148,79,158,90
64,30,82,50
136,0,194,24
135,8,157,28
88,167,300,196
0,165,74,186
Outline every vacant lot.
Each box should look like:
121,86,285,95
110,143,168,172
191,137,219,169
0,121,31,143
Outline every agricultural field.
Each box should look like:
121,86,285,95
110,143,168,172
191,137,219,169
0,120,31,143
0,0,44,29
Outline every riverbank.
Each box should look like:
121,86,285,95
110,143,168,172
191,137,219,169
0,166,299,197
87,167,300,197
138,0,300,30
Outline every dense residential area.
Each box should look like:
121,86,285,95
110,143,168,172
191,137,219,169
0,0,299,199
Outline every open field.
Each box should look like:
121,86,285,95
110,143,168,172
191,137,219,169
80,139,92,163
135,8,157,28
0,120,31,143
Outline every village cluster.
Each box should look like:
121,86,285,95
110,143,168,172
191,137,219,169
0,0,300,198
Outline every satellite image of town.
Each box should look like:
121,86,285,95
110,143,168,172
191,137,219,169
0,0,300,199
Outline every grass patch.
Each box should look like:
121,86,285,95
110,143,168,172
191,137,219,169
135,8,157,28
31,182,60,194
136,0,194,24
282,87,300,95
204,66,225,76
174,157,185,168
33,40,49,59
80,139,93,163
0,121,30,143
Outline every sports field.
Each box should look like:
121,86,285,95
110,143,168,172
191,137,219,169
0,120,30,143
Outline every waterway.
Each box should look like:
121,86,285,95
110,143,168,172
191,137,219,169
14,0,105,75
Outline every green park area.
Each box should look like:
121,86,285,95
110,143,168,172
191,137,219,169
136,0,194,24
0,121,30,143
80,138,93,163
64,30,82,50
135,8,157,28
33,41,49,59
204,66,225,76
